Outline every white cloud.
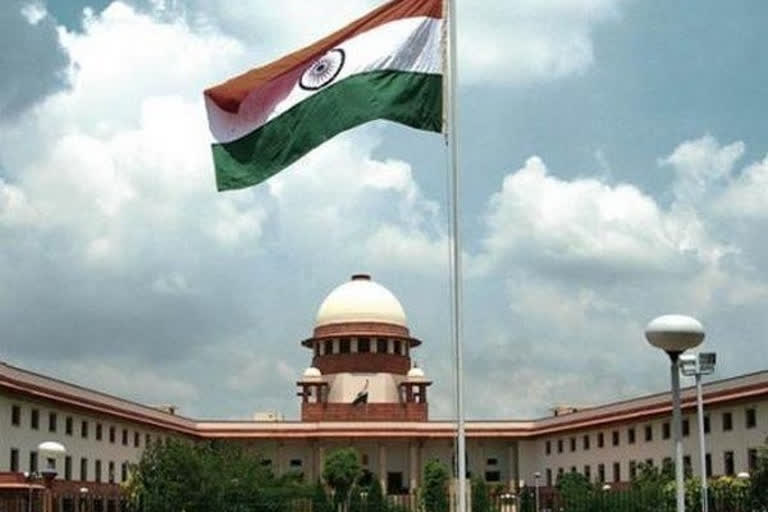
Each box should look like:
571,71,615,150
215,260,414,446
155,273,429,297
185,0,625,87
478,155,727,276
20,2,47,25
715,155,768,218
659,135,745,203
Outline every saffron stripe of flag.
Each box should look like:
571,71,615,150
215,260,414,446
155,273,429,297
204,0,443,191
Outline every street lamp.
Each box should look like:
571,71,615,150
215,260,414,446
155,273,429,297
38,441,66,512
645,315,705,512
533,471,541,512
680,352,716,512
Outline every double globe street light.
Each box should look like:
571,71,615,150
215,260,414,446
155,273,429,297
645,314,705,512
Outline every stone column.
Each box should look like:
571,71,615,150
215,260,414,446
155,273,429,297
378,443,387,494
409,441,418,493
507,444,515,491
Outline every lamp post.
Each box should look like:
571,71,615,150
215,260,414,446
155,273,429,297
645,315,705,512
680,352,716,512
38,441,66,512
533,471,540,512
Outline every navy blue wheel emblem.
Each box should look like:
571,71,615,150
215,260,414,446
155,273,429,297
300,49,346,91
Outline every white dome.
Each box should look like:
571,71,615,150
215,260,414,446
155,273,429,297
315,274,407,328
303,367,322,378
407,366,425,379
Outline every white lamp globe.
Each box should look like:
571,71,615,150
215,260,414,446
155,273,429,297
645,315,705,354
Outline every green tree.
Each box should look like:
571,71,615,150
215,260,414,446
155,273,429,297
322,448,362,509
471,477,490,512
423,459,449,512
751,439,768,509
555,472,594,510
128,439,282,512
366,478,387,512
313,480,334,512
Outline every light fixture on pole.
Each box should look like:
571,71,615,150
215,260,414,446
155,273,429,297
37,441,66,512
680,352,716,512
533,471,541,512
645,315,705,512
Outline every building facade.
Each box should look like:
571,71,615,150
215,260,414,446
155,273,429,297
0,274,766,504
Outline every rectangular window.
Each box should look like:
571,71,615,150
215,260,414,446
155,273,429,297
682,418,690,437
30,409,39,430
683,455,692,478
597,464,605,483
612,430,620,447
485,471,501,482
49,412,57,433
29,451,38,473
145,433,151,446
662,457,672,473
81,420,88,439
95,423,102,441
570,437,576,452
663,422,671,440
357,337,370,353
597,432,604,448
628,428,636,444
746,408,757,429
584,465,591,481
647,458,656,469
557,439,563,453
109,426,116,443
570,466,577,473
613,462,621,483
376,338,387,353
122,429,128,446
108,461,115,484
324,340,332,355
644,425,653,442
546,468,552,487
95,460,102,483
723,412,733,431
629,460,637,480
65,416,73,436
65,456,72,480
486,458,498,466
724,451,735,475
121,462,128,482
339,338,351,354
394,339,402,355
11,405,20,426
704,415,710,434
705,453,712,478
583,435,590,451
10,448,19,472
289,458,303,468
748,449,758,471
134,432,140,448
80,457,88,481
545,441,551,455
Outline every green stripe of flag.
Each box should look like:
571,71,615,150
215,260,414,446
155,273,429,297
212,70,442,191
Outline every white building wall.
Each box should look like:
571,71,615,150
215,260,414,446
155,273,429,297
534,400,767,485
0,394,183,484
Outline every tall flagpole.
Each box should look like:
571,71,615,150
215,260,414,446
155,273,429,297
445,0,466,511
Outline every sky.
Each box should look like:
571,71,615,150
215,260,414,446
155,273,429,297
2,0,768,421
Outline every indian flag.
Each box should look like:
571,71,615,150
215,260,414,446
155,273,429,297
204,0,443,191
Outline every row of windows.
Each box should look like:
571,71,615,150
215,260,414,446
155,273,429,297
10,404,152,448
9,448,130,483
544,448,761,486
545,408,759,456
314,337,409,357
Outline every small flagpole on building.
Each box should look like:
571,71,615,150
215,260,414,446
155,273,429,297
444,0,467,511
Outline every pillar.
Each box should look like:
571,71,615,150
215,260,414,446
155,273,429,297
378,444,387,493
507,443,516,492
409,441,418,493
